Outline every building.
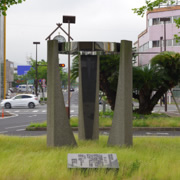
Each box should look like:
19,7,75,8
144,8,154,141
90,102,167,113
0,14,4,99
6,60,14,91
135,1,180,66
135,1,180,101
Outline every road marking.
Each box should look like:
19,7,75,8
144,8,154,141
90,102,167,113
157,132,169,135
146,132,169,135
70,110,75,113
14,111,20,112
16,129,25,132
32,110,38,112
0,131,8,134
5,124,29,129
42,110,46,112
146,132,153,135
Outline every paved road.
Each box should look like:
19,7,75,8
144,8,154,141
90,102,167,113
0,114,46,136
0,90,179,136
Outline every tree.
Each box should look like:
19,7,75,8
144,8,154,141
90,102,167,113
0,0,25,16
27,58,68,90
134,51,180,114
71,52,180,114
71,54,119,110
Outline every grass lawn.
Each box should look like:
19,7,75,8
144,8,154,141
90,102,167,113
0,135,180,180
27,113,180,129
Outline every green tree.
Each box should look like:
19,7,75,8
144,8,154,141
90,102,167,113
71,54,120,110
27,58,68,90
0,0,25,16
134,52,180,114
71,52,180,114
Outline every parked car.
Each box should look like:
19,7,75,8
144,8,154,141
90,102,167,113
1,94,39,109
17,84,34,92
70,88,75,92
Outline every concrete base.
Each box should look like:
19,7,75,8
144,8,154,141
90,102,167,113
78,55,99,140
47,40,77,147
108,40,133,147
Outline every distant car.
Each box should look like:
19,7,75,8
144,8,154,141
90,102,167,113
1,94,39,109
70,88,75,92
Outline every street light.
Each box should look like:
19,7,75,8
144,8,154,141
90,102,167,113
160,17,170,112
33,42,40,96
63,15,76,119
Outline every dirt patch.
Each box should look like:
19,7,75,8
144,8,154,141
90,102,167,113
0,112,13,117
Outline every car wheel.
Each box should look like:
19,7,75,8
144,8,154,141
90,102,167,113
5,103,11,109
28,102,35,109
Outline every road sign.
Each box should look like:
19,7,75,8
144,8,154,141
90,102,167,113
27,79,34,84
42,79,46,87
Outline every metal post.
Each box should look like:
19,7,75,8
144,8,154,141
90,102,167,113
160,18,170,112
164,21,166,52
160,36,163,106
62,15,76,119
164,21,167,112
33,42,40,97
3,15,6,99
68,21,70,119
35,44,38,96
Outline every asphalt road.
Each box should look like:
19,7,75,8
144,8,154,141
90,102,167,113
0,90,180,136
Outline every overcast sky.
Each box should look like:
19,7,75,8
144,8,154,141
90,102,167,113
6,0,146,66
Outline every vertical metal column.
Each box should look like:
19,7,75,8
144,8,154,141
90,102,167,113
78,55,99,140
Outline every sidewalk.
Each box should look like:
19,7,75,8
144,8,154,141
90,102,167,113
164,111,180,117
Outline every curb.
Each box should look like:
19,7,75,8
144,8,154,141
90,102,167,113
26,127,180,131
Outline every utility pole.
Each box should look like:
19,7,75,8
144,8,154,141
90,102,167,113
33,42,40,96
160,17,170,112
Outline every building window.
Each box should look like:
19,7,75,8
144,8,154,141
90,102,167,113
166,39,172,46
152,18,160,25
139,42,149,52
144,42,149,51
139,45,143,52
173,39,180,46
152,41,160,47
148,19,152,26
152,17,172,25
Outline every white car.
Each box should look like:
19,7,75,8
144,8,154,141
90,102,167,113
1,94,39,109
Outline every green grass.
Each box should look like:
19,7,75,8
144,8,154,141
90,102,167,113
0,135,180,180
27,113,180,129
133,117,180,127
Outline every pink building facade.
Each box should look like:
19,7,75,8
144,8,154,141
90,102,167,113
135,4,180,66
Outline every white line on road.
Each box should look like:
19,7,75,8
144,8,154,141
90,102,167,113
14,111,20,112
0,131,8,133
16,129,25,132
32,110,38,112
5,124,29,129
146,132,169,135
42,110,46,112
70,110,75,113
157,132,169,135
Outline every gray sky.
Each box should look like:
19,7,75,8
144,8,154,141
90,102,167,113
6,0,146,66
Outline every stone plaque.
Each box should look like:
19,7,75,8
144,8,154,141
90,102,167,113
68,153,119,168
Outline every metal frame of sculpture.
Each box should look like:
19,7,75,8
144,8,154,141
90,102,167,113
47,40,132,147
